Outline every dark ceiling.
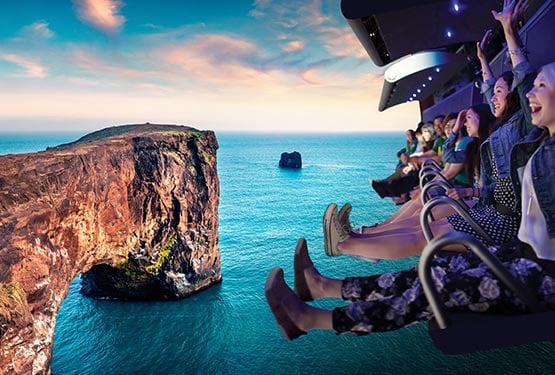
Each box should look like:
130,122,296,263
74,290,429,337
341,0,549,112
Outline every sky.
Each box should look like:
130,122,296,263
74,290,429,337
0,0,421,133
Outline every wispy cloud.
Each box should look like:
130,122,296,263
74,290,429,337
70,46,144,78
0,53,47,77
73,0,126,36
159,34,277,87
318,26,368,59
20,21,55,40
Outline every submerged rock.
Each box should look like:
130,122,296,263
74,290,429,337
0,123,221,373
279,151,302,169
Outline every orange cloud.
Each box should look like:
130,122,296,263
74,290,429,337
1,53,47,78
160,34,281,87
282,40,304,52
300,65,382,88
73,0,126,36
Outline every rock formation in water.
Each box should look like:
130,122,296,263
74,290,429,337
0,124,221,374
279,151,302,169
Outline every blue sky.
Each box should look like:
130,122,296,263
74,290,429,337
0,0,420,133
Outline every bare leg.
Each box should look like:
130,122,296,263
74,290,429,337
381,197,421,225
359,199,477,235
363,216,421,235
338,218,465,259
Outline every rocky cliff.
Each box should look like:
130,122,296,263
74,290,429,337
0,124,221,374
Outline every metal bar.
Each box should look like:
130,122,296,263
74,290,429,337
419,195,494,244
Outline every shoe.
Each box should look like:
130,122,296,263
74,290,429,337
294,238,314,302
370,179,387,199
338,203,352,232
323,203,348,256
265,267,306,340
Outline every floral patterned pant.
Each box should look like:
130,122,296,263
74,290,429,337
332,243,555,334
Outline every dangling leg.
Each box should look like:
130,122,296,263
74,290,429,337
326,204,465,259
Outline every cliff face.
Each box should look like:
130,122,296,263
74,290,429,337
0,124,221,374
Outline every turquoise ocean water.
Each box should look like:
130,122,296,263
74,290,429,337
1,132,554,374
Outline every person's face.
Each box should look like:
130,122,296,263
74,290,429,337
433,118,444,135
405,131,413,141
491,77,510,118
422,129,433,142
526,69,555,131
464,108,480,137
443,119,455,137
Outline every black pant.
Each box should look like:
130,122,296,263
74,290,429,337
372,167,419,198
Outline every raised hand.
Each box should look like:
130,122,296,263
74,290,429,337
512,0,529,25
492,0,517,28
452,109,467,135
476,29,492,62
492,0,528,66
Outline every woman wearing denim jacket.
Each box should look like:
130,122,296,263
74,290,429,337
441,111,482,188
264,61,555,341
478,62,535,208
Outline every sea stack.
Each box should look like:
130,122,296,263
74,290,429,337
279,151,302,169
0,124,221,374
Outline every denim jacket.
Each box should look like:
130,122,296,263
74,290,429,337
510,127,555,238
442,133,474,164
478,61,536,205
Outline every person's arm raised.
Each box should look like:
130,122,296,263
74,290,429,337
477,29,495,82
492,0,530,68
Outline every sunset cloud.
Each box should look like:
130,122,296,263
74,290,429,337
249,0,329,27
1,53,47,78
159,34,277,86
73,0,126,36
282,40,304,53
299,64,382,87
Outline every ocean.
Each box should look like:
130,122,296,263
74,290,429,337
1,131,554,375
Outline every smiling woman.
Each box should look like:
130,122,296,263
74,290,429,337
528,63,555,134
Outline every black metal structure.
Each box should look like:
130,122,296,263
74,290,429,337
341,0,503,66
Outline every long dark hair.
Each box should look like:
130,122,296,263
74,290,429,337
495,71,521,129
464,103,496,182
